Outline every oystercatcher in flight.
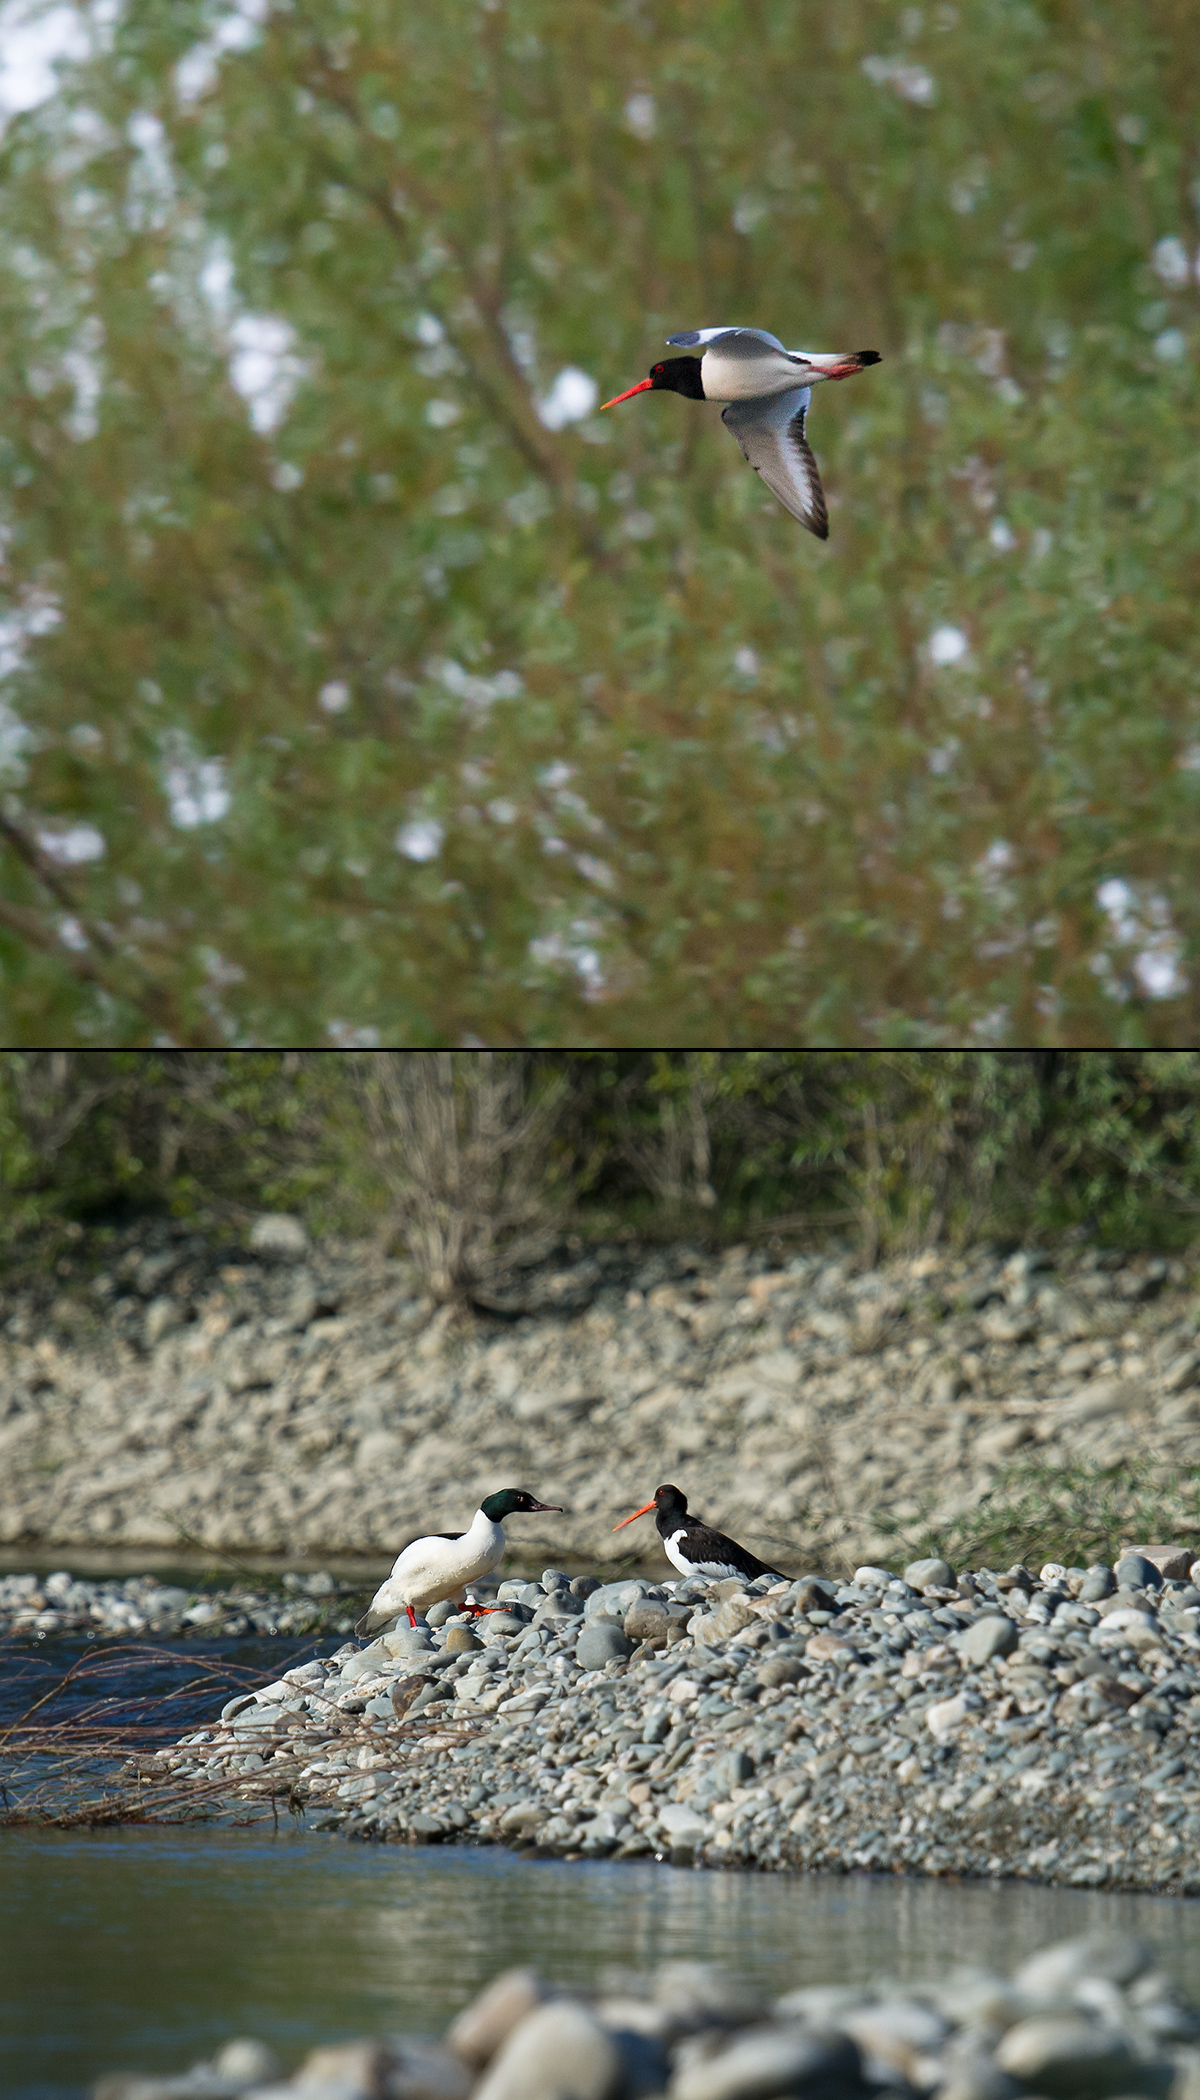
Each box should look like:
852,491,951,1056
613,1483,785,1582
356,1488,562,1636
601,326,881,539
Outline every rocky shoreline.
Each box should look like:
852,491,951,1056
3,1220,1200,1569
96,1926,1200,2100
0,1566,359,1641
142,1543,1200,1897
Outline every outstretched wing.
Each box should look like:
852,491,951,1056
721,385,827,538
667,325,786,352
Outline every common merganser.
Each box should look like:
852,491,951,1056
613,1483,785,1583
355,1488,562,1637
600,327,881,539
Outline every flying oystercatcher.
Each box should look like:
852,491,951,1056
356,1488,562,1636
613,1483,785,1583
601,327,881,539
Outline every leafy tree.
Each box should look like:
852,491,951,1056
0,0,1198,1043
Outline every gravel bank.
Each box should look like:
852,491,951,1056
2,1221,1198,1565
151,1546,1200,1895
0,1567,357,1640
95,1925,1200,2100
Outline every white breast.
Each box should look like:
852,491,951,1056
374,1512,506,1616
701,339,802,403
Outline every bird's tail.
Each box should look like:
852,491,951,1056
812,350,882,380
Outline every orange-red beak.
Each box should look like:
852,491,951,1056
599,377,654,411
613,1499,657,1532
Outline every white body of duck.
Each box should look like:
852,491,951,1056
356,1488,562,1636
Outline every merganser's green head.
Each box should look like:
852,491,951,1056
481,1488,563,1521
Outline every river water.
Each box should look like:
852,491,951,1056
9,1825,1200,2100
7,1633,1200,2100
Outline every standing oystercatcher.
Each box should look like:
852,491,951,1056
612,1483,785,1582
356,1488,562,1636
601,327,881,539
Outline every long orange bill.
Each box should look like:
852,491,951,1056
599,377,654,410
613,1499,657,1532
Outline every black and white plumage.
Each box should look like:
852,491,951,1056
600,327,881,539
613,1483,785,1583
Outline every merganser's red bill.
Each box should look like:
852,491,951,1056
599,377,655,410
599,326,882,538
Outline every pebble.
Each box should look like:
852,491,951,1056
576,1623,632,1669
94,1933,1200,2100
955,1616,1019,1665
473,2002,622,2100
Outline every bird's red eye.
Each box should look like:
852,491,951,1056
654,363,663,374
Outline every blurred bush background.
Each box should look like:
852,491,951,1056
0,0,1197,1044
7,1048,1200,1287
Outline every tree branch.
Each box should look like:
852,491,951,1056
297,40,618,570
0,810,221,1047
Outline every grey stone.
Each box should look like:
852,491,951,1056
756,1655,805,1688
443,1624,483,1654
905,1557,955,1591
672,2024,862,2100
712,1749,754,1792
230,1705,280,1732
248,1213,309,1261
655,1963,769,2031
1013,1934,1156,1999
448,1968,553,2069
473,2000,623,2100
533,1593,583,1628
212,2038,282,2085
391,1675,436,1720
995,2018,1165,2098
143,1297,185,1349
585,1581,649,1621
658,1803,709,1838
499,1800,548,1832
1115,1553,1163,1590
1126,1543,1196,1581
426,1599,458,1627
576,1622,631,1670
1080,1565,1116,1601
709,1596,761,1641
954,1616,1019,1665
481,1612,528,1637
626,1599,675,1643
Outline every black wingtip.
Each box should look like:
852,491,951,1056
813,521,830,541
857,350,882,366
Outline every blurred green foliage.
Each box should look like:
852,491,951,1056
8,1048,1200,1279
0,0,1198,1043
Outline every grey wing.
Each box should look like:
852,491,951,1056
721,385,827,538
667,326,786,352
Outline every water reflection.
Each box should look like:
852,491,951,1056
5,1825,1200,2100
